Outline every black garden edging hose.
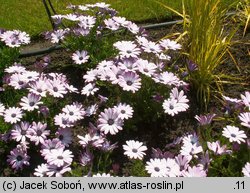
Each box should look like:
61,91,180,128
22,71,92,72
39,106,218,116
19,19,183,58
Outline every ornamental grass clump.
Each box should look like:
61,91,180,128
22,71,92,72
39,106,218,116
183,0,237,109
157,0,238,109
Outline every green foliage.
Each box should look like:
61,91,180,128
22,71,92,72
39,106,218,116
0,43,20,82
235,0,250,36
123,159,148,177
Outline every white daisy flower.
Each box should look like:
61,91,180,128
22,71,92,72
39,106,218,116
123,140,147,160
4,107,23,124
222,126,247,144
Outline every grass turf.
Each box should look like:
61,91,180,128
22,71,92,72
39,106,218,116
0,0,237,36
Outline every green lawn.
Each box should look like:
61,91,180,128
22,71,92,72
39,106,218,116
0,0,237,36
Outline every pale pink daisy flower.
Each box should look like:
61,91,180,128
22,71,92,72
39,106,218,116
46,164,71,177
114,103,134,120
222,95,242,104
7,145,30,170
241,91,250,109
20,93,43,112
118,58,138,72
141,41,162,54
28,78,48,97
65,83,79,94
125,21,140,34
136,59,157,77
78,16,96,28
41,139,65,160
182,133,200,147
175,154,192,172
123,140,147,160
77,134,92,148
85,104,98,116
104,18,120,30
136,36,149,46
72,50,90,64
97,60,114,70
118,71,141,93
11,122,32,142
98,108,123,135
47,148,73,167
242,162,250,177
56,127,72,147
159,39,181,50
34,163,49,177
162,99,188,116
97,68,116,82
0,103,5,116
62,103,85,122
54,113,74,128
5,64,26,74
93,173,112,177
164,158,181,177
180,143,203,157
81,83,99,96
113,41,141,58
113,16,127,25
83,69,98,82
145,158,168,177
195,113,216,126
153,71,180,86
4,107,23,124
28,122,50,145
222,125,247,144
170,87,189,104
22,71,40,82
238,112,250,128
156,53,171,61
47,79,67,98
0,30,30,47
207,141,231,155
50,29,69,43
64,13,80,21
9,73,28,90
182,166,207,177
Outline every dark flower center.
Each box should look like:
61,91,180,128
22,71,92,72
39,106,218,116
79,56,83,60
11,113,16,118
108,119,114,125
57,155,64,160
231,133,236,138
29,102,35,106
143,68,149,73
69,112,74,116
16,155,23,161
166,166,171,172
169,104,174,110
21,130,26,135
36,130,42,136
18,81,24,85
132,148,138,153
154,167,160,172
59,135,64,140
37,88,42,93
121,110,126,114
53,87,58,92
126,80,133,86
127,50,132,54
